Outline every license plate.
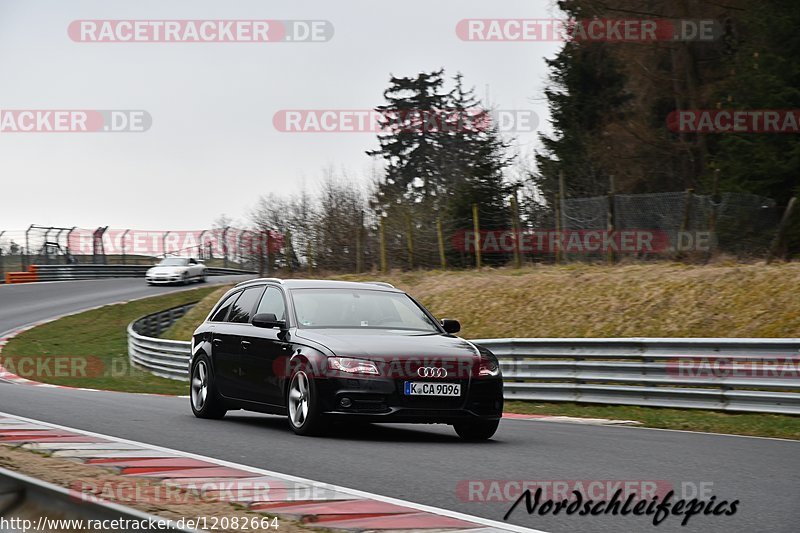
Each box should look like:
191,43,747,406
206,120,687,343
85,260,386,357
404,381,461,396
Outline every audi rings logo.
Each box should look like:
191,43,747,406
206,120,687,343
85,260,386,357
417,367,447,378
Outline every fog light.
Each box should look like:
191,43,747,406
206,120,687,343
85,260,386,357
340,397,352,408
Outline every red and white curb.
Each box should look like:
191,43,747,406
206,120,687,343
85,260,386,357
0,411,545,533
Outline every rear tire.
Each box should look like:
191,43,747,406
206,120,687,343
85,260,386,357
286,370,327,436
190,355,227,419
453,419,499,441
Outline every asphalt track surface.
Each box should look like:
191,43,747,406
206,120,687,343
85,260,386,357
0,279,798,533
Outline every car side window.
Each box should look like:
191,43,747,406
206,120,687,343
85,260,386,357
210,292,239,322
228,286,265,324
256,287,287,322
189,259,196,264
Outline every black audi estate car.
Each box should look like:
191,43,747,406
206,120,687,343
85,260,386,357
189,278,503,440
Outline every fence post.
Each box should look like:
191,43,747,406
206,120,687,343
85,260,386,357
24,225,32,271
405,214,414,270
472,203,482,269
555,172,565,264
767,197,798,263
510,192,522,269
222,227,230,268
436,217,447,270
162,231,171,258
284,230,294,272
607,175,616,265
675,188,694,261
258,231,266,277
307,232,314,275
266,231,273,276
121,229,129,264
355,211,363,274
379,217,387,274
705,170,720,263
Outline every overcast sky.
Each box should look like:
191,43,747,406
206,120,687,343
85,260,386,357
0,0,564,233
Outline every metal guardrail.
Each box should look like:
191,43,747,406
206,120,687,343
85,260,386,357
476,338,800,415
0,467,197,532
128,303,197,381
32,264,256,282
127,308,800,413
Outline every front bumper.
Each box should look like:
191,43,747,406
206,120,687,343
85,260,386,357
146,275,183,284
316,376,503,423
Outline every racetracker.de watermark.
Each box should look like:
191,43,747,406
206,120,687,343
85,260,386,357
0,110,151,133
272,109,538,133
70,478,341,505
68,20,334,43
668,357,800,379
667,110,800,134
0,356,136,380
457,18,721,42
66,228,283,257
451,229,714,255
458,480,675,502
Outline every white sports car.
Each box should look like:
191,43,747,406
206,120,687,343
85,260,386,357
146,257,206,285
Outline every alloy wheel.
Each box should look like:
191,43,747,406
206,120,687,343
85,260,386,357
191,360,208,412
288,371,310,428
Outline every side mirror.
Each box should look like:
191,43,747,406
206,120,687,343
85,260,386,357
252,313,286,329
441,319,461,334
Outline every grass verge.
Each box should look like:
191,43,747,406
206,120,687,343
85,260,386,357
504,401,800,440
0,286,222,395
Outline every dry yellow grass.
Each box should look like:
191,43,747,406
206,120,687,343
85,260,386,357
164,262,800,340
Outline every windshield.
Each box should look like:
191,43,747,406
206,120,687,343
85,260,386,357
157,258,189,266
291,289,440,332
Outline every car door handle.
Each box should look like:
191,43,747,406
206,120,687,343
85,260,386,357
241,340,252,349
212,338,223,345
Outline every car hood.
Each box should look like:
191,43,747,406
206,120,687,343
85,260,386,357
294,328,479,361
148,266,187,275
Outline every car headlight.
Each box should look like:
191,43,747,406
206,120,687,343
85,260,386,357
478,354,500,377
327,357,379,376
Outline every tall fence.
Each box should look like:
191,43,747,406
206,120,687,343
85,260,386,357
127,306,800,414
0,225,279,283
303,189,787,271
1,189,793,282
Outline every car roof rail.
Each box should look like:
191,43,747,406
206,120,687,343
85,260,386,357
366,281,395,289
235,277,283,287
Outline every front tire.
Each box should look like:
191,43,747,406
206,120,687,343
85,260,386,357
453,419,499,441
287,370,327,436
190,356,227,419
